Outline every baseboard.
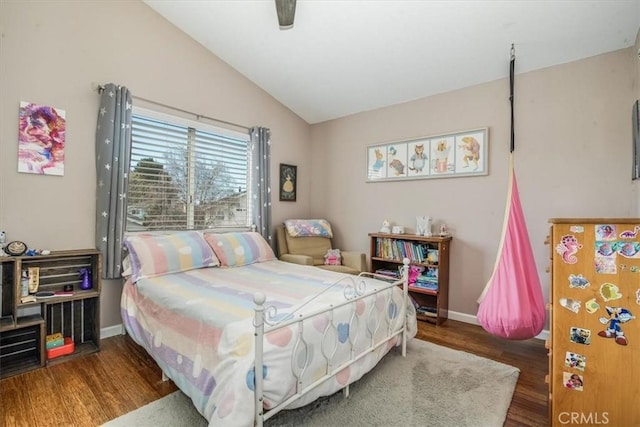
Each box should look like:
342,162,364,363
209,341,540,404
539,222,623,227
447,309,549,341
101,324,125,339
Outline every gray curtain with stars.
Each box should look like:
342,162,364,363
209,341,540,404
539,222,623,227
250,127,273,248
95,83,132,279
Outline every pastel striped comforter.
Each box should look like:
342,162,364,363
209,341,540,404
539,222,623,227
121,260,416,426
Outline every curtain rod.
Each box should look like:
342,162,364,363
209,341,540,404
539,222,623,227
95,84,250,132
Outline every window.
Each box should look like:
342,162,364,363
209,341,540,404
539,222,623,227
127,107,251,232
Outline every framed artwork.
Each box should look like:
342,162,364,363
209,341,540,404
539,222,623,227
279,163,297,201
18,101,66,176
366,127,488,182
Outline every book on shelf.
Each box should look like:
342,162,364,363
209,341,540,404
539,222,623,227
410,281,438,291
374,268,400,279
375,237,439,264
416,306,437,317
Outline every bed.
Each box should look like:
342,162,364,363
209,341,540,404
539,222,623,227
120,230,416,426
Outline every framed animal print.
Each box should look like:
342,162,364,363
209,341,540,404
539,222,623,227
366,128,488,182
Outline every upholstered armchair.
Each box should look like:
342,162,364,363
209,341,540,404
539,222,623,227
275,222,367,275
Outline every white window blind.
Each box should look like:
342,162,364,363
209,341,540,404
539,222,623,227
128,108,251,232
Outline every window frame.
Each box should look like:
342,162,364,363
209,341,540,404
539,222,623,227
128,106,252,232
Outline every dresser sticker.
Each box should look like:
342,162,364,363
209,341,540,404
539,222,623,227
563,371,584,391
636,289,640,305
598,306,635,346
560,298,581,313
564,351,587,371
585,298,600,314
596,241,615,257
569,225,584,233
556,235,583,264
569,327,591,345
568,274,590,289
618,226,640,239
595,257,617,274
616,241,640,258
599,283,622,301
595,224,617,241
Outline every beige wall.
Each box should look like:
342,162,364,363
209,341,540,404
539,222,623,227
2,0,638,330
0,1,311,328
310,48,636,320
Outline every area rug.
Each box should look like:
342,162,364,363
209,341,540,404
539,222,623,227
102,338,519,427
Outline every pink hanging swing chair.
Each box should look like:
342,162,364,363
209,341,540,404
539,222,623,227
476,46,546,340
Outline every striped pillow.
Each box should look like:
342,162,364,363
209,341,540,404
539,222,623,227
204,232,276,267
123,231,219,282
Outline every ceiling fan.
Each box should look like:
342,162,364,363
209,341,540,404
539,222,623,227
275,0,297,30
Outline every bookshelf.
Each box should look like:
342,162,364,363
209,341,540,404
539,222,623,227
369,233,451,325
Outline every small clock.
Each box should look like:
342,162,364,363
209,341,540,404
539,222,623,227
5,241,27,256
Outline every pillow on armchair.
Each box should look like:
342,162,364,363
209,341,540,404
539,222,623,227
275,223,366,275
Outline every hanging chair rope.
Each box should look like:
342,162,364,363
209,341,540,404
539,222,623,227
509,44,515,153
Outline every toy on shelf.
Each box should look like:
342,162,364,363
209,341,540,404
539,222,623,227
416,216,432,237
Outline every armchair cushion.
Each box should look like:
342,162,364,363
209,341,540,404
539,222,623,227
285,234,331,265
276,224,367,275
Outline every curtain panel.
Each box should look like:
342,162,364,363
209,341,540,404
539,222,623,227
250,127,272,248
95,84,132,279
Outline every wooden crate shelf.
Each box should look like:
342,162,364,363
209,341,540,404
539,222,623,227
0,249,101,379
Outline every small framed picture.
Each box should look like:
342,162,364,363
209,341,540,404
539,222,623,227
279,163,297,202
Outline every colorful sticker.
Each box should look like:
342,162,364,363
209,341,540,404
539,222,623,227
564,351,587,371
556,235,583,264
585,298,600,314
570,225,584,233
631,266,640,273
619,226,640,239
636,289,640,305
569,327,591,345
595,241,615,257
568,274,590,289
595,224,617,241
598,306,635,346
616,241,640,258
599,283,623,301
560,298,581,313
595,257,617,274
563,372,584,391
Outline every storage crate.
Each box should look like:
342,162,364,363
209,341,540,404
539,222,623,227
0,324,43,377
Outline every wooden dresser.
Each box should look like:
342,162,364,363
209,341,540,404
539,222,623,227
548,219,639,426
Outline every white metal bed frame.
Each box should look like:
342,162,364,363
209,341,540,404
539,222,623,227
252,259,411,426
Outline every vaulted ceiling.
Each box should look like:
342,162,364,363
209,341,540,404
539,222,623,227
144,0,640,124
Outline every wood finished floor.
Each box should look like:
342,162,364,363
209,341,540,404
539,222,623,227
1,319,549,426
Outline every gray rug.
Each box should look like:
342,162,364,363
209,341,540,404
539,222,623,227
102,339,519,427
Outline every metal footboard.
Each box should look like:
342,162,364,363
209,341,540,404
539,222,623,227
253,259,410,426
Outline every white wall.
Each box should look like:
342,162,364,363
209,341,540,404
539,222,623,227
0,0,312,327
310,48,636,319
